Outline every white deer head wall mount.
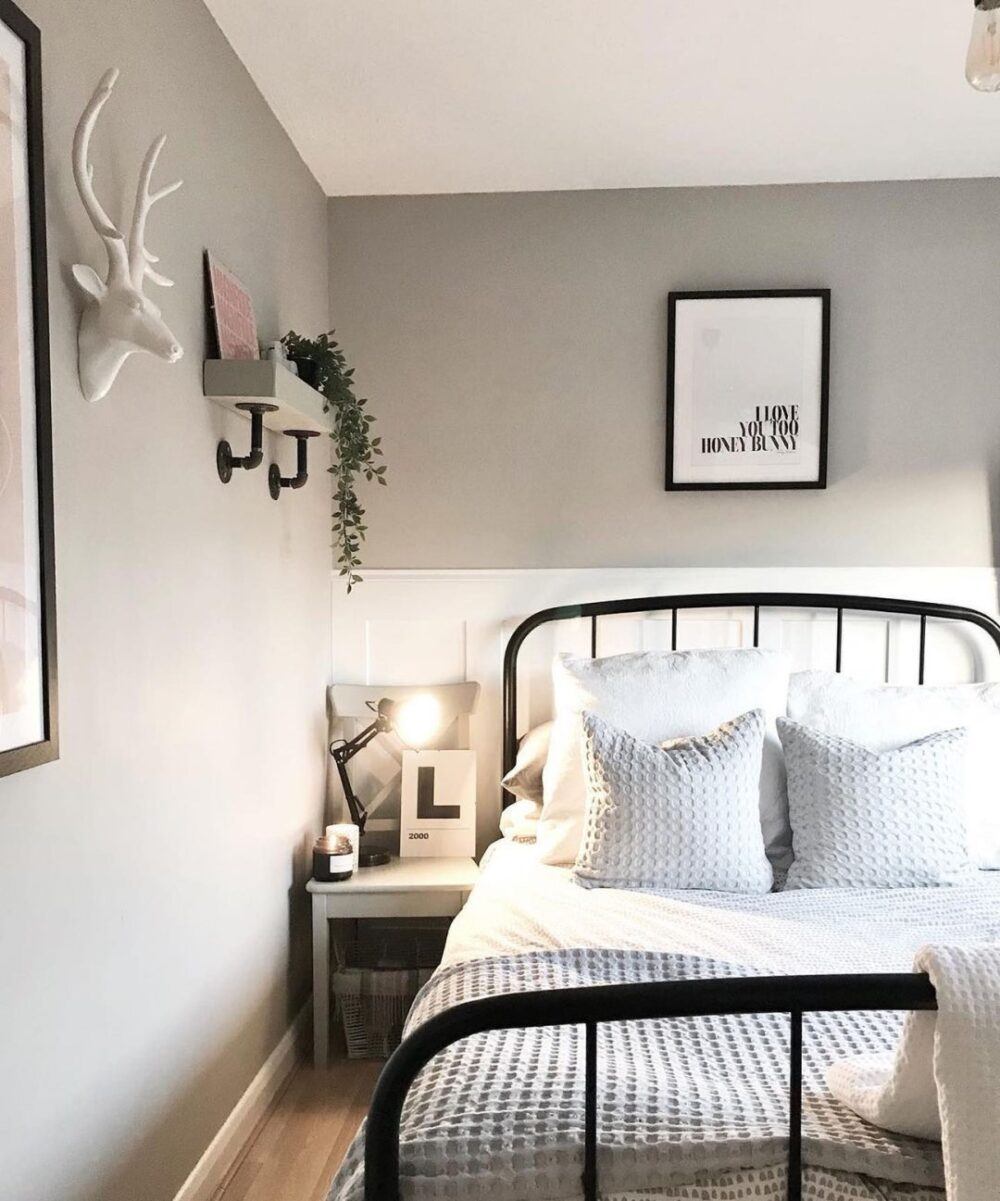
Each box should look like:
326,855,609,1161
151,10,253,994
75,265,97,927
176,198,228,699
71,69,184,403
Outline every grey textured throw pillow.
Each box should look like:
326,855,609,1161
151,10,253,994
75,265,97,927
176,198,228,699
778,718,975,889
574,709,773,893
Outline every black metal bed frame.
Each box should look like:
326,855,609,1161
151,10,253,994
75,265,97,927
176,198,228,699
364,592,1000,1201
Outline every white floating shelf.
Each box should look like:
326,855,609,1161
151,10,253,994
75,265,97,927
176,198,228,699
203,359,333,434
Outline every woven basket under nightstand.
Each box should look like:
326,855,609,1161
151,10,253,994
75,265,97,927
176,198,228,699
333,966,434,1058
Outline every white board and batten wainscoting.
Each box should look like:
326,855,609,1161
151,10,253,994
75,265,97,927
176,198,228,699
330,567,1000,857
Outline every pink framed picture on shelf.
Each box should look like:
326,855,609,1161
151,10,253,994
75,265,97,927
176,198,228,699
205,252,259,359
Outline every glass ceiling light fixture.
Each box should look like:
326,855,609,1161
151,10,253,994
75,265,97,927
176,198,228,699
967,0,1000,92
329,695,443,867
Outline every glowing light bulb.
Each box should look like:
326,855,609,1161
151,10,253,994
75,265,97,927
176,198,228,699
967,0,1000,92
392,694,441,748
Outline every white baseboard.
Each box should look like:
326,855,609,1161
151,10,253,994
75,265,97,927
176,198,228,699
172,1002,310,1201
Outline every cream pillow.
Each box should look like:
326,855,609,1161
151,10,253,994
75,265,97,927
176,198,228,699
537,648,792,866
788,671,1000,869
500,721,551,804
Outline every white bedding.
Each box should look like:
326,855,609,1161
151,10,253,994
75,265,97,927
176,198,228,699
450,840,1000,974
332,842,1000,1201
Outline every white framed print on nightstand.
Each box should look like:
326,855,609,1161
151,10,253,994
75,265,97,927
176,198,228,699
400,749,476,858
665,289,830,491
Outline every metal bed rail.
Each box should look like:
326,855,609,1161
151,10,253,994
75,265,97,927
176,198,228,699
363,971,938,1201
501,591,1000,803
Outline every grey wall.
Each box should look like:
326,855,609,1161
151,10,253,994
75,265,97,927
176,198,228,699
329,181,1000,568
0,3,331,1200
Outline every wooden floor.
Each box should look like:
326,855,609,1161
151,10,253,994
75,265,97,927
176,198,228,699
212,1057,381,1201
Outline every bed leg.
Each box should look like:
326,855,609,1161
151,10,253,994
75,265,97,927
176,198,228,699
584,1021,597,1201
788,1010,803,1201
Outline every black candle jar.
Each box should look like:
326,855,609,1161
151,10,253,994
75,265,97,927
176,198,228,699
312,833,354,882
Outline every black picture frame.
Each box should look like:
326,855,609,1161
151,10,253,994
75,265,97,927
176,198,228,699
665,288,830,492
0,0,57,778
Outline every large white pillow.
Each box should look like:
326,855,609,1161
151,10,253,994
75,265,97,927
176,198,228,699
788,671,1000,869
537,648,792,866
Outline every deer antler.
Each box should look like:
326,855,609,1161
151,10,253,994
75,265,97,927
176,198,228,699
72,68,129,280
128,134,182,289
70,68,184,403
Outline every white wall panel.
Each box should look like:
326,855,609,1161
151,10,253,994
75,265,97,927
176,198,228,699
364,619,467,685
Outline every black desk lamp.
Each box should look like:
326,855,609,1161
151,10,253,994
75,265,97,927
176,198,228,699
329,695,441,868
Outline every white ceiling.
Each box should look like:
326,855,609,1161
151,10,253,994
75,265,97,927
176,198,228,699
204,0,1000,197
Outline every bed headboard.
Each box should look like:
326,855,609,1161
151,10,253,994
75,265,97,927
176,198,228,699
500,591,1000,808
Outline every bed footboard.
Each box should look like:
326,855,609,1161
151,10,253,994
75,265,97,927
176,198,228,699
363,972,937,1201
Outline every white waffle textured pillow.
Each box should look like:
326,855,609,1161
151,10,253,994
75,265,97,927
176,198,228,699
574,709,773,892
779,718,975,889
537,648,792,867
788,671,1000,868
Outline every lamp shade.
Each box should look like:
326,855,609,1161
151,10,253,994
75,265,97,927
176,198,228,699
390,695,442,748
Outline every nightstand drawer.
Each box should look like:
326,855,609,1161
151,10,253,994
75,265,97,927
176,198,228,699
323,889,470,920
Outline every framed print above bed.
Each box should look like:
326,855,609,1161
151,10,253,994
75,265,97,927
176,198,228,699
665,289,830,491
0,0,57,778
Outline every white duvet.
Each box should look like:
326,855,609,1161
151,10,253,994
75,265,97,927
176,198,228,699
447,841,1000,976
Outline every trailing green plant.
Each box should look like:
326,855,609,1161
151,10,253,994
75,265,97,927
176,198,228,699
281,329,386,592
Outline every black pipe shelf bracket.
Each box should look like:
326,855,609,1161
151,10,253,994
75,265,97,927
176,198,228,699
269,429,321,499
217,402,279,483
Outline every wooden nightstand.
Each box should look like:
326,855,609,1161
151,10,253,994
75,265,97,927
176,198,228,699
307,856,480,1066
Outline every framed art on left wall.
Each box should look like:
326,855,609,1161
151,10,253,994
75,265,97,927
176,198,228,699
0,0,57,777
